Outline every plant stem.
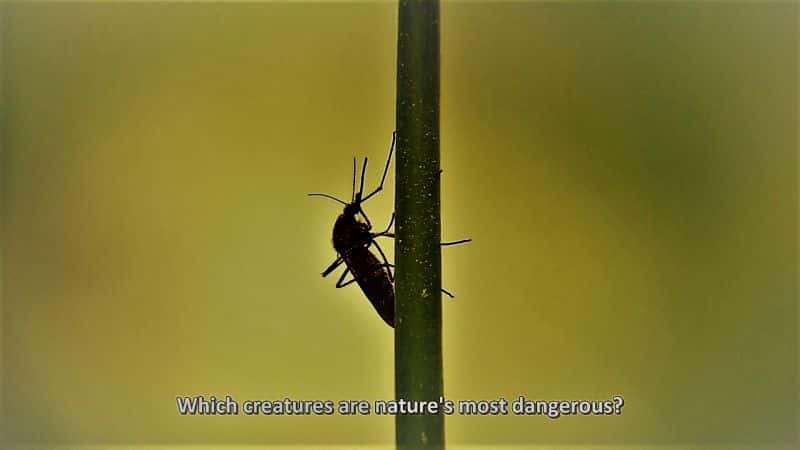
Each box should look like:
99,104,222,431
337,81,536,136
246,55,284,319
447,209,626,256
394,0,443,449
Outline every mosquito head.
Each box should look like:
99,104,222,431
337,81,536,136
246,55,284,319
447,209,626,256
343,202,361,217
310,132,395,230
308,189,364,223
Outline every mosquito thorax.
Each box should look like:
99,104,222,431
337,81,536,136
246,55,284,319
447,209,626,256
332,212,367,251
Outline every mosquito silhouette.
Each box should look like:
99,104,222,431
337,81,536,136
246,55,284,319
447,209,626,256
308,132,471,327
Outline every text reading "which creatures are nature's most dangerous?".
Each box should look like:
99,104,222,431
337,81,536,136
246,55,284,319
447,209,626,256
176,395,625,419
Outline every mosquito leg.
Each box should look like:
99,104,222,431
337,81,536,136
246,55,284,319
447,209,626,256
370,263,395,284
441,238,472,246
359,208,374,230
351,157,356,203
370,239,394,282
372,232,471,247
326,238,379,275
441,288,455,298
336,262,395,290
322,256,344,278
379,212,395,235
358,156,368,201
360,131,395,204
335,267,358,288
369,213,395,241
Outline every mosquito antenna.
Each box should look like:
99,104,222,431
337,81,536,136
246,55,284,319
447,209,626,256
307,193,348,206
361,131,395,204
441,238,472,246
351,157,356,203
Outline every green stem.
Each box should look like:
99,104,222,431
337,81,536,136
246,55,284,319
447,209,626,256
394,0,443,449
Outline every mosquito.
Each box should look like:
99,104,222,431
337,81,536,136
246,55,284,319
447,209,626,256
308,132,470,327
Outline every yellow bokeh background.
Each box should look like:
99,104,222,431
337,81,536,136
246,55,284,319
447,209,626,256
1,1,797,448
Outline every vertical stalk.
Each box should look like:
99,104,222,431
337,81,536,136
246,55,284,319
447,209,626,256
394,0,443,449
0,1,7,422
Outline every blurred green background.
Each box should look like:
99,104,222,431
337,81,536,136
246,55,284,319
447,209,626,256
1,1,797,448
